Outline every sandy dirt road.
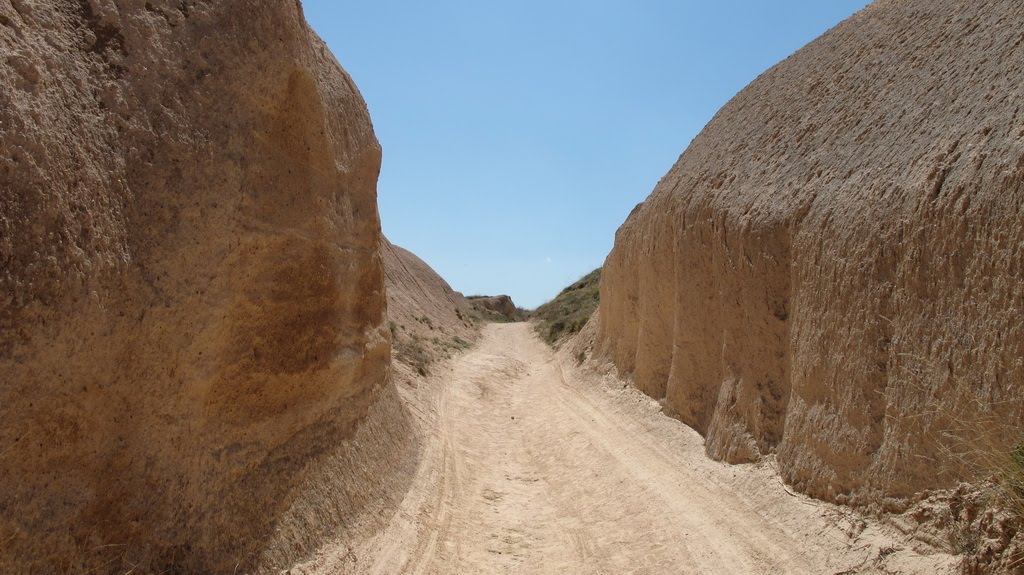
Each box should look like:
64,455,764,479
300,323,955,574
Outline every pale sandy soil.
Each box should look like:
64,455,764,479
294,323,957,575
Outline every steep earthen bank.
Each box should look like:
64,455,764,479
383,239,479,375
598,0,1024,508
0,1,407,572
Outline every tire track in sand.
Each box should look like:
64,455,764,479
315,323,955,575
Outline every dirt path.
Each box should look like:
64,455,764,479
300,323,955,574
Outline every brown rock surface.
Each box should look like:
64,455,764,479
0,1,406,572
597,0,1024,508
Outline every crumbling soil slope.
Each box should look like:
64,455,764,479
598,0,1024,508
0,1,405,572
383,239,478,375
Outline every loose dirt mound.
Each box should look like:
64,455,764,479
598,0,1024,509
0,2,404,572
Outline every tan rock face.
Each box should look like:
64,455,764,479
0,1,392,571
597,0,1024,508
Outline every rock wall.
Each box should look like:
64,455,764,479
598,0,1024,508
0,1,402,571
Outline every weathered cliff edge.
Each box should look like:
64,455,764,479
598,0,1024,509
0,1,408,572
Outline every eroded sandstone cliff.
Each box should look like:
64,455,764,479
0,1,404,571
598,0,1024,508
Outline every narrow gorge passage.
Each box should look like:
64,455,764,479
302,324,955,575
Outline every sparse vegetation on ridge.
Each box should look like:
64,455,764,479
531,268,601,345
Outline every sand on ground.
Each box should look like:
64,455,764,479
295,323,956,575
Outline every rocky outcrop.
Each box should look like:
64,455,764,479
468,295,519,321
598,0,1024,508
383,239,477,375
0,1,402,572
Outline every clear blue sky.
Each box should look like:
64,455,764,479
302,1,871,309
